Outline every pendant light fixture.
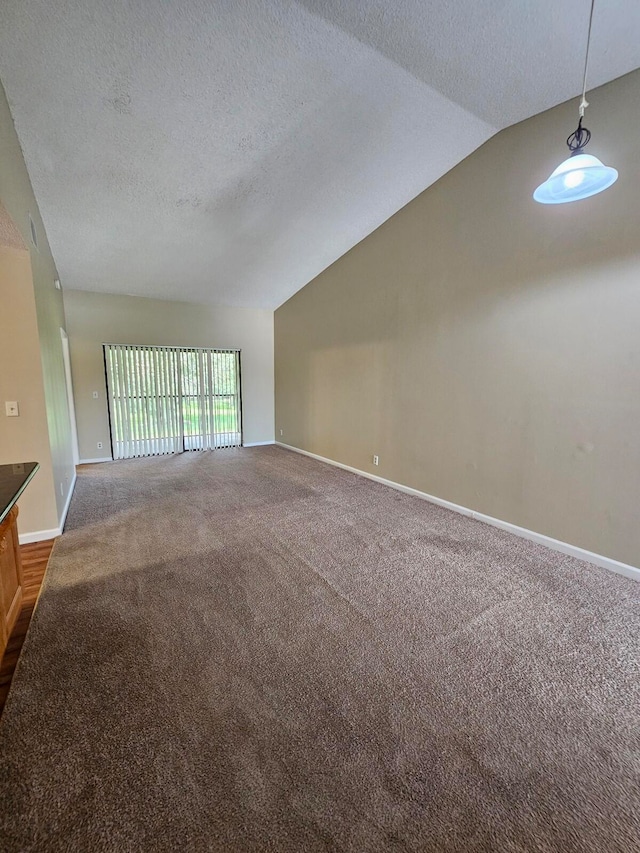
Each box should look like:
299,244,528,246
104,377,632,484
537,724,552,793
534,0,617,204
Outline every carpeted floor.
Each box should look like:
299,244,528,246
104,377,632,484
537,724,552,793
0,446,638,852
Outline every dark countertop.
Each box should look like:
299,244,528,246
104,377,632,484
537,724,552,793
0,462,39,525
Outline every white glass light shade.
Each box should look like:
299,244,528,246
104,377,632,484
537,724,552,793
533,152,618,204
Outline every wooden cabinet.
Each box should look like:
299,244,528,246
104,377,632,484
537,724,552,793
0,461,39,659
0,506,23,659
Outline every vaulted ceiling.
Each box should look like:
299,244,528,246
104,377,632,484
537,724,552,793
1,1,639,308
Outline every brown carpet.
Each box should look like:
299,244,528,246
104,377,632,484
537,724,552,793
0,446,638,852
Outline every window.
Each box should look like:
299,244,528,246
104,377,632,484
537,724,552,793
104,344,241,459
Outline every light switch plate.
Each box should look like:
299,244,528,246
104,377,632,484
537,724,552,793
92,391,99,399
5,401,19,417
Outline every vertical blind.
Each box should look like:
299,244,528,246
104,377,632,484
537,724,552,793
104,344,242,459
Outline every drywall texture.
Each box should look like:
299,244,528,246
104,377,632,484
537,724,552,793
0,79,75,535
63,290,274,461
0,245,58,533
275,70,640,569
2,1,639,308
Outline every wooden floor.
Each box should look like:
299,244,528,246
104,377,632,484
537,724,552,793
0,539,55,718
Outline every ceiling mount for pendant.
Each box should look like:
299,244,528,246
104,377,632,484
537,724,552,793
533,0,618,205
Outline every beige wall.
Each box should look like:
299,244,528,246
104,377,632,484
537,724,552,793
63,289,274,460
0,244,59,532
275,70,640,568
0,80,75,536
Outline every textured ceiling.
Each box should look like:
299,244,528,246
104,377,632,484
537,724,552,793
0,1,638,309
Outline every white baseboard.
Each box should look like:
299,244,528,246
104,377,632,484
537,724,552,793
18,470,77,544
19,527,61,545
276,442,640,583
59,470,77,532
78,456,113,464
243,441,275,447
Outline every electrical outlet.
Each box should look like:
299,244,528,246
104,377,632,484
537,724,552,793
97,441,103,450
5,401,19,417
279,429,283,436
372,455,379,466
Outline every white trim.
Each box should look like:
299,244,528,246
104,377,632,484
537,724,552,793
276,442,640,583
78,456,113,465
60,328,80,466
18,471,77,544
243,441,275,447
19,527,61,545
59,470,77,532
